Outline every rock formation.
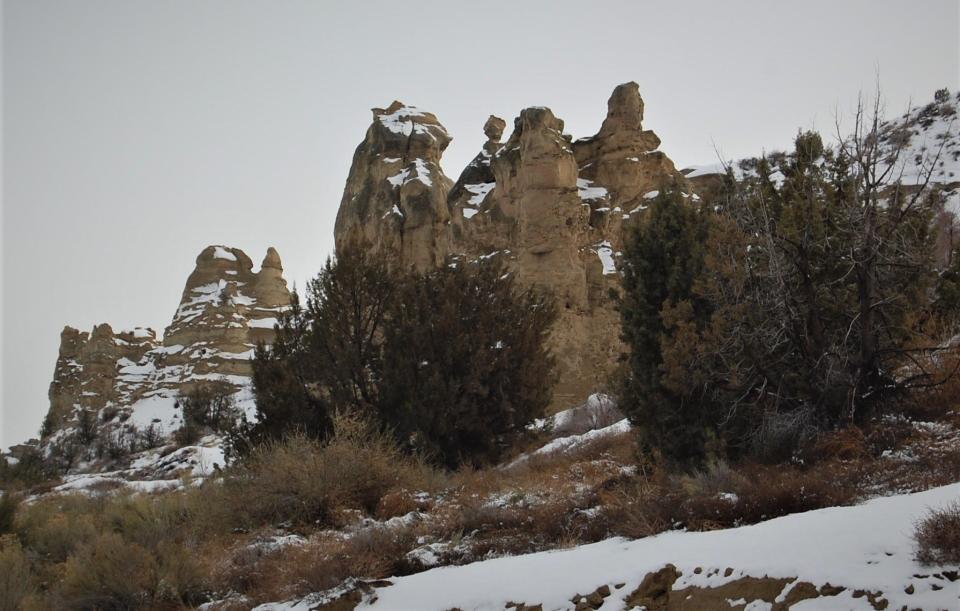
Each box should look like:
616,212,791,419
336,82,688,408
47,325,158,428
334,102,455,270
45,245,291,436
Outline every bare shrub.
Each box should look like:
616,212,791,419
15,496,99,563
57,532,159,610
914,500,960,565
0,535,37,611
221,412,439,528
750,408,818,463
603,459,861,539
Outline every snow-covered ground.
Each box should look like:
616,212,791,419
275,482,960,610
42,434,227,498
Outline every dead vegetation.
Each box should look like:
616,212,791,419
914,500,960,565
1,399,958,609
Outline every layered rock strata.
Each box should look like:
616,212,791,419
46,245,290,436
335,83,688,407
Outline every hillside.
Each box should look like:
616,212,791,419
2,86,959,611
262,483,960,611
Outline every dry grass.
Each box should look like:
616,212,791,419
0,535,38,611
7,398,960,609
602,459,864,539
217,413,441,528
914,500,960,565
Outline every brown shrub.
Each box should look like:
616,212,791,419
57,532,159,610
219,413,440,528
0,535,37,611
914,500,960,565
219,525,422,605
15,495,99,563
901,348,960,422
808,427,871,462
376,489,431,520
603,460,861,539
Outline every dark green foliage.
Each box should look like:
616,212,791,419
380,258,557,468
0,447,56,488
0,493,18,535
304,245,397,416
616,188,716,468
245,292,334,447
178,382,239,432
248,245,557,468
618,119,947,467
76,409,98,445
174,381,241,448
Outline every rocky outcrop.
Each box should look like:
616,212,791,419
334,102,455,270
44,245,290,436
47,325,158,428
448,115,505,236
573,81,686,240
341,83,687,408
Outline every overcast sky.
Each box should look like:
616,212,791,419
2,0,958,448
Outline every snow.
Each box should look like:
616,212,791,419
462,208,479,219
248,317,278,329
464,182,495,207
54,473,183,495
577,178,608,201
643,190,660,200
130,437,227,478
355,483,960,611
509,418,632,468
121,327,154,339
684,162,729,178
127,393,181,434
594,241,617,275
412,158,432,187
386,159,433,189
378,106,426,136
387,168,410,187
213,246,237,261
383,204,404,219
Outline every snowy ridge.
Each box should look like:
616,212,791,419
683,91,960,199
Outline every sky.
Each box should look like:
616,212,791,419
2,0,958,449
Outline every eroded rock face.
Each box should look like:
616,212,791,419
334,102,455,270
342,84,688,409
44,245,290,437
47,325,158,428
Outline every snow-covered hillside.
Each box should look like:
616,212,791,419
684,90,960,212
262,483,960,611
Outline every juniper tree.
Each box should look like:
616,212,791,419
380,258,556,468
617,188,717,468
248,244,557,468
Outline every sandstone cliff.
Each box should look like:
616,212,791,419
45,245,291,437
335,82,688,407
334,102,455,270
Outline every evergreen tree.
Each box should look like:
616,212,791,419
247,245,556,468
617,188,716,468
380,258,556,468
247,291,332,447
